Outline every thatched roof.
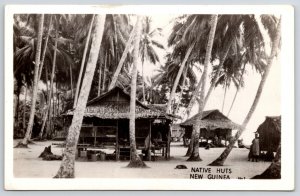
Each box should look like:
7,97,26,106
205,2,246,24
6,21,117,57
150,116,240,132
180,109,241,130
64,86,176,120
256,116,281,134
256,116,281,152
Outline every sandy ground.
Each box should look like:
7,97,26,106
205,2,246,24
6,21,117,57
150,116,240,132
13,140,270,179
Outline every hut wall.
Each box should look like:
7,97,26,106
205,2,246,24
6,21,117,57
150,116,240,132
257,122,280,152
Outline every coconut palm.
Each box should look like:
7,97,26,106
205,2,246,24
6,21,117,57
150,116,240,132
38,28,59,139
187,15,218,161
127,16,147,168
100,14,132,93
55,14,106,178
15,14,44,147
73,14,95,108
209,16,281,166
139,17,164,103
204,14,266,107
166,15,213,114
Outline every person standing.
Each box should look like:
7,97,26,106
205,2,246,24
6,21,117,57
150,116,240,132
251,134,260,162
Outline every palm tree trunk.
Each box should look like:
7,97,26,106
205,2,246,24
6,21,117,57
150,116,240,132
209,18,281,166
23,85,27,131
54,14,106,178
73,14,95,108
39,29,59,139
166,42,195,114
221,83,227,113
185,72,204,118
102,53,107,92
227,63,246,116
187,15,218,161
38,15,53,81
252,143,281,179
185,128,194,157
174,66,188,115
14,85,21,125
108,22,138,90
97,61,102,96
203,41,232,107
142,61,146,103
69,63,74,98
127,16,146,168
16,14,44,147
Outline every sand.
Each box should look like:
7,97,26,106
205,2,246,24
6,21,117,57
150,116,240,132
13,140,270,179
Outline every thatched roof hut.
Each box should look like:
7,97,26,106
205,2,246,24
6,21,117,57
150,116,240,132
62,86,176,161
181,109,241,130
256,116,281,152
180,110,241,145
64,86,176,120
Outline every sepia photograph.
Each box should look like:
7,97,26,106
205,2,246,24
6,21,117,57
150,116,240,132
4,5,294,190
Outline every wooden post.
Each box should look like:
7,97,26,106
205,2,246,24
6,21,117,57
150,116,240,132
147,120,152,161
116,120,120,161
167,122,171,160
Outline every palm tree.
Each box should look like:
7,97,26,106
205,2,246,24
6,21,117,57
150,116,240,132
55,14,106,178
127,15,147,168
204,15,266,107
73,14,95,108
39,28,59,139
139,17,164,103
226,63,246,116
101,15,131,93
15,14,44,147
209,17,281,166
187,15,218,161
166,43,195,114
38,15,53,81
108,17,137,90
166,15,213,114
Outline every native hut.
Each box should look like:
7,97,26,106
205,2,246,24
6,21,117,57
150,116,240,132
180,109,241,147
256,116,281,153
63,86,176,161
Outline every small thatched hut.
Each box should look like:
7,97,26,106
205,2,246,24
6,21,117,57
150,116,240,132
256,116,281,152
62,86,176,161
180,109,241,146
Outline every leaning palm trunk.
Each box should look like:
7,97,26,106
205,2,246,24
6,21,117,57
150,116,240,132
185,72,204,118
54,15,106,178
16,14,44,147
38,15,53,81
166,43,195,114
127,16,146,168
187,15,218,161
221,83,227,113
209,19,281,166
174,66,188,115
204,41,232,106
102,54,107,92
39,29,59,139
97,62,102,96
227,63,246,116
73,14,95,108
252,143,281,179
108,21,139,90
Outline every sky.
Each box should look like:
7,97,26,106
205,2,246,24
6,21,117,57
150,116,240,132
137,15,281,145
